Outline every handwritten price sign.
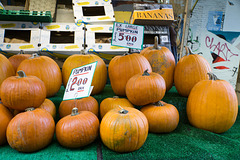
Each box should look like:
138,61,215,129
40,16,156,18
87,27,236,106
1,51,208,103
111,22,144,50
63,61,97,101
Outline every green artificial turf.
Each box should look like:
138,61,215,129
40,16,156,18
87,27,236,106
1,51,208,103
1,85,240,160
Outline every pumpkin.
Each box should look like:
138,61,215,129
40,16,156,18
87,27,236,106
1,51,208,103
141,101,179,133
126,69,166,106
174,47,211,97
56,108,99,148
8,51,31,72
100,107,148,153
140,36,175,91
0,102,13,145
1,70,46,111
108,53,152,96
100,96,134,119
187,73,238,133
39,99,56,119
17,53,62,97
62,52,107,95
6,108,55,152
59,96,98,118
0,54,15,99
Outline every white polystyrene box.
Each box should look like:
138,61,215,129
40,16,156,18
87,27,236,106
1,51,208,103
72,0,112,6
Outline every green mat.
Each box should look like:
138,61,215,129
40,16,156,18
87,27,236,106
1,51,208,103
1,85,240,160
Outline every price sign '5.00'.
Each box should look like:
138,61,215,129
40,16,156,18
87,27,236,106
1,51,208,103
63,61,97,101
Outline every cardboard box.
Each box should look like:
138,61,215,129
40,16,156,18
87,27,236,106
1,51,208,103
40,23,84,59
0,21,41,57
85,24,128,61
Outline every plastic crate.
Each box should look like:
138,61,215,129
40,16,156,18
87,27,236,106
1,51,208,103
0,10,52,22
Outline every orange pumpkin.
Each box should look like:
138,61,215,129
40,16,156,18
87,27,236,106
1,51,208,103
6,108,55,152
140,36,175,91
126,69,166,106
100,96,134,119
108,53,152,96
39,99,56,119
187,73,238,133
141,101,179,133
174,47,211,97
17,53,62,97
56,108,99,148
100,107,148,153
0,102,13,145
8,51,31,72
59,96,98,118
62,52,107,95
1,71,46,111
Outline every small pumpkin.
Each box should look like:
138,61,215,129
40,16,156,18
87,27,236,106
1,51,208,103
187,73,238,133
108,53,152,96
141,101,179,133
8,51,31,72
174,47,211,97
140,36,175,91
0,102,13,145
1,70,46,111
56,108,99,148
6,108,55,152
17,53,62,97
39,99,56,119
100,96,134,119
59,96,98,118
62,51,107,95
100,107,148,153
126,69,166,106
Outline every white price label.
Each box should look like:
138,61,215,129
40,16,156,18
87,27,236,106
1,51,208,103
63,61,97,101
111,22,144,50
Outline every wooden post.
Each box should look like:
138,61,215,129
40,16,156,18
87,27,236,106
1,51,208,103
179,0,192,58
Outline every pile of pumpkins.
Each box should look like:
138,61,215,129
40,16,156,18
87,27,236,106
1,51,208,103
0,35,238,153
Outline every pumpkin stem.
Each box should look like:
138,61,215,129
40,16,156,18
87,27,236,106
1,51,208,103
80,49,87,55
25,107,35,112
17,70,27,78
142,69,150,76
154,101,164,106
118,105,128,114
29,53,40,59
18,50,24,55
207,72,219,80
122,52,130,56
153,36,160,50
184,46,193,55
113,96,119,99
71,107,79,116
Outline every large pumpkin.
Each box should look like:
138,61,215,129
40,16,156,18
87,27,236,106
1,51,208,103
108,53,152,96
17,53,62,97
140,36,175,91
100,107,148,153
174,47,211,97
100,96,134,119
187,73,238,133
141,101,179,133
39,99,56,119
1,71,46,111
62,52,107,95
8,51,31,72
0,54,15,99
126,69,166,106
0,102,13,145
6,108,55,152
59,96,98,118
56,108,99,148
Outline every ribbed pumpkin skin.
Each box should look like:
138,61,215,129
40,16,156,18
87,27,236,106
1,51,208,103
39,99,56,119
56,111,99,148
187,79,238,133
100,107,148,153
126,72,166,106
0,75,46,111
62,54,107,95
8,54,31,72
108,53,152,96
59,96,98,118
6,108,55,152
174,54,211,97
0,103,13,145
100,96,134,119
141,101,179,133
140,46,175,91
17,55,62,97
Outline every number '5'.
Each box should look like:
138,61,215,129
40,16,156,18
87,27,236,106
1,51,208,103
118,33,124,41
